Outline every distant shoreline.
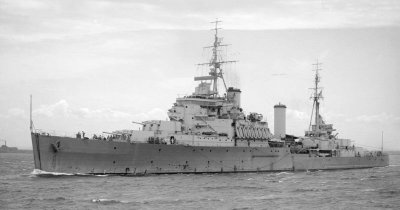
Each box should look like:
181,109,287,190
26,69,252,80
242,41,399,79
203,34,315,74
0,149,32,154
387,151,400,155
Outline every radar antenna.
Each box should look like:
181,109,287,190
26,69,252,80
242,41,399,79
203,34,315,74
196,19,237,96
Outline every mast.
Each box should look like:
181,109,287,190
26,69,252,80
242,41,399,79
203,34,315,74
211,19,221,94
30,94,33,133
311,60,323,135
381,131,384,152
196,19,237,97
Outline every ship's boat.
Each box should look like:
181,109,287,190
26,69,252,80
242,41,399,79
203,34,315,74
30,21,388,175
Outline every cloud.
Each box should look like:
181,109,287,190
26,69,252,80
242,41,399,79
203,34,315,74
321,110,346,122
33,99,69,117
8,108,26,118
287,108,309,121
131,108,168,122
1,0,400,44
0,108,27,119
285,108,346,124
346,113,400,124
73,107,167,121
71,107,131,119
286,108,400,126
32,99,168,122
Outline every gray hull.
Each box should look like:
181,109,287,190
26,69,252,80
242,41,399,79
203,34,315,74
31,133,389,175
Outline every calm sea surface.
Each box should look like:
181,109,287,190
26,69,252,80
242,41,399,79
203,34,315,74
1,152,399,210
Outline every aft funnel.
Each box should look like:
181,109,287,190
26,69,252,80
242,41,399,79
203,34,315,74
274,103,286,139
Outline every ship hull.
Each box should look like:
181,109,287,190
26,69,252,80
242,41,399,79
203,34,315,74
292,154,388,171
31,133,389,175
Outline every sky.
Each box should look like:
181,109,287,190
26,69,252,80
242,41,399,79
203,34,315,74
0,0,399,150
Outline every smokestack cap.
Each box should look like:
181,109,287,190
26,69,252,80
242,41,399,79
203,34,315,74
227,87,241,92
274,102,287,108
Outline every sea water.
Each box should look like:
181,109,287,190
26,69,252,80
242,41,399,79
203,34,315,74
1,152,399,209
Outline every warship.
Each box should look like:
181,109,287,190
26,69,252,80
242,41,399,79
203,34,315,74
30,21,388,175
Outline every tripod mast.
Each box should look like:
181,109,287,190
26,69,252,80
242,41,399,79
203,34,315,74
196,19,237,97
310,60,323,135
